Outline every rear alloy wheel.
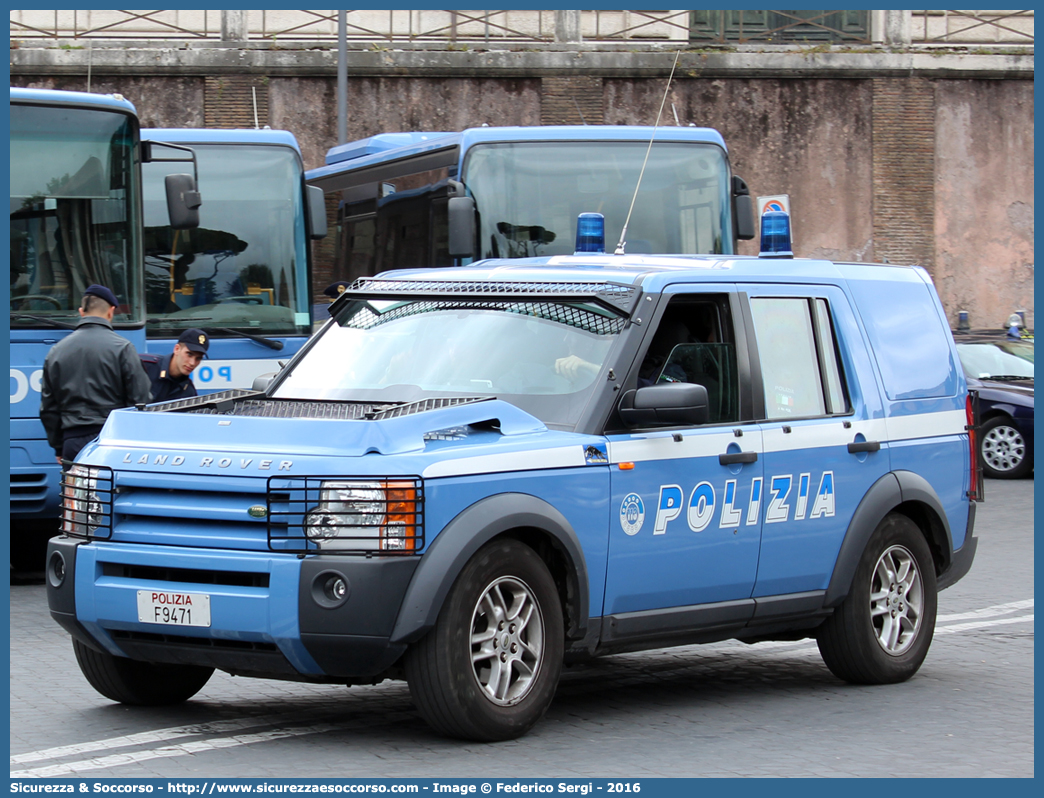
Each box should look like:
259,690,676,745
405,539,563,741
73,639,214,705
817,513,938,684
980,416,1031,479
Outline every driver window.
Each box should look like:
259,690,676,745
637,296,739,424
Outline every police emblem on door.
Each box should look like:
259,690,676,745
619,493,645,536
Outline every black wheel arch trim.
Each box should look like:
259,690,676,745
389,492,590,645
824,470,954,607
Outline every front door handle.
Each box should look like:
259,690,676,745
847,440,881,454
719,450,758,466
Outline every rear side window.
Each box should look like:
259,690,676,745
849,276,960,400
750,297,850,420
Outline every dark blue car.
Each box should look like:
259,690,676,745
956,336,1034,479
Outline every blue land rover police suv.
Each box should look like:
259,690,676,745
48,237,980,741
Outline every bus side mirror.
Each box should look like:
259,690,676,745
448,196,476,258
306,185,328,240
732,175,755,241
165,173,201,230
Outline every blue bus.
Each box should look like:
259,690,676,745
305,125,755,281
9,88,198,565
141,129,327,392
10,88,150,540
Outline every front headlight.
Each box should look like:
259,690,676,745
61,464,112,537
305,479,420,551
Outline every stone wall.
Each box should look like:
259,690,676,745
11,55,1033,329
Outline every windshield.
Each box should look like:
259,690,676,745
10,103,143,327
142,144,310,338
957,340,1034,379
464,141,731,259
274,298,623,428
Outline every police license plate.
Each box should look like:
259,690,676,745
137,590,211,627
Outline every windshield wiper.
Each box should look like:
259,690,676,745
147,318,283,350
983,374,1033,381
11,315,77,330
211,327,284,350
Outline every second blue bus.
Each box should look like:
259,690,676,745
141,128,327,392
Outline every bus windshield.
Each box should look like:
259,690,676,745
463,141,732,259
10,103,143,326
274,298,623,429
142,144,310,337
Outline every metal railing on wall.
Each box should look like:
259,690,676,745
690,10,872,44
9,9,1034,46
8,10,686,43
910,10,1033,45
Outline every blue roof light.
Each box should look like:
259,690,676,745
759,211,794,258
575,213,605,254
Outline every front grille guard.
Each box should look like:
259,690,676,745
59,462,114,539
267,476,424,555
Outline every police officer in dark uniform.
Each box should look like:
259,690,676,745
324,281,351,300
140,328,210,403
39,284,152,463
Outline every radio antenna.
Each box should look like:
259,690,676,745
573,98,588,125
615,50,681,256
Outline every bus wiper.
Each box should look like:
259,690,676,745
210,327,284,350
11,315,77,330
146,318,283,350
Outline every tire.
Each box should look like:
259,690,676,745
817,513,937,685
405,539,564,741
73,639,214,705
979,415,1032,479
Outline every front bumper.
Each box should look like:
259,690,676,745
46,537,418,680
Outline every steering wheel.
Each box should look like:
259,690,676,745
11,294,63,309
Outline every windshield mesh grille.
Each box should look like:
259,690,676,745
345,300,624,336
341,277,640,316
351,277,636,299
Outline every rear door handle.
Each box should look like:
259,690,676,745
847,440,881,454
719,450,758,465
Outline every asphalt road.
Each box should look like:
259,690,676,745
9,477,1033,778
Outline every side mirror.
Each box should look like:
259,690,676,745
306,185,328,240
165,173,201,230
448,196,476,258
732,175,755,241
619,383,710,427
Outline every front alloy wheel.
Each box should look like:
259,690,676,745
470,575,545,705
405,539,564,741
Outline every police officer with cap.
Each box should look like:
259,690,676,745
140,328,210,403
323,281,351,299
39,284,152,463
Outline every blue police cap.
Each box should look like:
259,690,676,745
323,281,351,299
178,328,210,355
84,284,118,307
